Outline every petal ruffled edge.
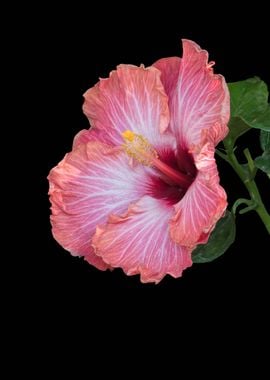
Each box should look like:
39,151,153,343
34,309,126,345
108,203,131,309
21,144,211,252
170,142,227,247
92,196,192,283
153,39,230,149
72,127,114,150
82,64,171,146
48,141,153,270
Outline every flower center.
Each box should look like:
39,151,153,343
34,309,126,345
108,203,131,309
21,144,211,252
122,130,193,189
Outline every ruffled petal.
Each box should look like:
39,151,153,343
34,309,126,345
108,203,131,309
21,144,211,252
72,128,112,149
153,39,230,148
93,196,192,283
153,57,181,103
170,143,227,246
48,141,152,269
83,64,172,147
83,250,109,271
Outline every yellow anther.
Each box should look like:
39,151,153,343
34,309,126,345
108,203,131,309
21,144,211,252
122,130,135,142
121,130,158,166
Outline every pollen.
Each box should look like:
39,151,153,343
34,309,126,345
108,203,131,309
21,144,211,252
121,130,158,166
122,130,135,142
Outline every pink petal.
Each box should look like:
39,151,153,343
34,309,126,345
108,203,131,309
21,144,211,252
92,196,192,283
72,129,96,149
153,57,181,105
153,39,230,148
170,143,227,246
72,128,112,150
84,252,110,271
48,141,152,270
83,64,172,148
83,251,109,271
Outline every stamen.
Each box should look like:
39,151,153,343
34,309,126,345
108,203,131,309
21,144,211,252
122,130,158,166
121,130,193,189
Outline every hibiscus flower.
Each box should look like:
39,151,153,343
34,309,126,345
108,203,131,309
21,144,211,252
48,39,230,283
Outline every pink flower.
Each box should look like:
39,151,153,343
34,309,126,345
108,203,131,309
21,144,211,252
48,39,230,283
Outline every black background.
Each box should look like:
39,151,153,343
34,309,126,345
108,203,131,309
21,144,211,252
31,8,270,334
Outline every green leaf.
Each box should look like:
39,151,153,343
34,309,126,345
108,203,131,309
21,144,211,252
254,152,270,176
260,130,270,152
251,105,270,132
229,77,269,122
192,211,236,263
226,117,251,147
255,130,270,176
225,77,270,147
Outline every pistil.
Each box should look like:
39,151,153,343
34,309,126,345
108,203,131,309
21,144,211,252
122,130,193,189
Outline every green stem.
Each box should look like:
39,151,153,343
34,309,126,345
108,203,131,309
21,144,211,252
221,143,270,234
232,198,254,215
243,148,257,179
216,149,230,162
